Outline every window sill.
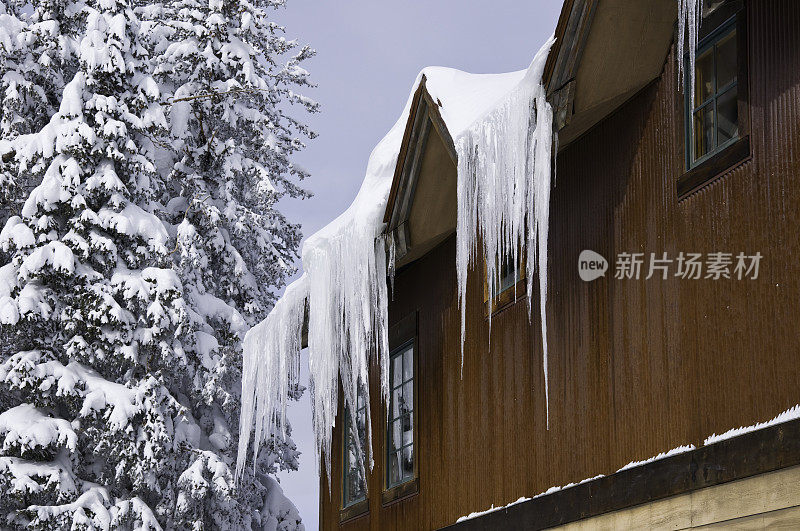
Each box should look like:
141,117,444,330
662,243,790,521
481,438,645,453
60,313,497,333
485,278,526,318
339,498,369,523
678,135,750,200
381,477,419,506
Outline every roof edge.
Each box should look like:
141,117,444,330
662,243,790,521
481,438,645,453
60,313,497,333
383,77,457,226
383,77,428,224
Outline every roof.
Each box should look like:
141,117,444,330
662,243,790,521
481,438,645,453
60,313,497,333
544,0,679,148
381,68,528,264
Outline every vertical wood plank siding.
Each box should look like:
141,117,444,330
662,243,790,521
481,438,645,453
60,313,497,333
320,2,800,528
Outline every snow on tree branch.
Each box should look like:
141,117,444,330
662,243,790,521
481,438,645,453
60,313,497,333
0,0,315,527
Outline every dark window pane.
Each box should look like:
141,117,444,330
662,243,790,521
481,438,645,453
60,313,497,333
402,382,413,415
716,30,737,89
403,347,413,382
357,392,364,411
494,252,519,295
344,460,365,504
693,103,715,161
392,354,402,388
403,410,414,447
391,386,401,419
390,419,402,452
717,86,739,144
402,445,414,478
388,451,401,486
387,340,415,488
686,19,740,170
695,46,715,105
356,413,366,452
343,391,367,507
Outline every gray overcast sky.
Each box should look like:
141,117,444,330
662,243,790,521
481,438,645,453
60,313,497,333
272,2,562,529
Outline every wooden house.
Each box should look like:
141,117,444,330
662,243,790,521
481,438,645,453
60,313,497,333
321,0,800,528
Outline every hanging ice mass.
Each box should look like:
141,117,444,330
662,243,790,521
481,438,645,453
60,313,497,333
455,37,555,427
237,36,557,483
678,0,704,110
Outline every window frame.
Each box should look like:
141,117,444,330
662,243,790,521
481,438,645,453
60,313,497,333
677,0,750,199
684,19,739,169
483,251,527,316
382,312,419,505
339,383,369,522
341,386,368,509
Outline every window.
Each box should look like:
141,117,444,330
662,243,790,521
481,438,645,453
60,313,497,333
686,17,739,168
386,340,415,489
494,252,524,296
484,251,526,314
678,1,749,199
342,386,367,509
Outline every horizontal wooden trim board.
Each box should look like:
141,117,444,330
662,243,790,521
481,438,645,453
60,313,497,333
440,418,800,530
677,136,751,199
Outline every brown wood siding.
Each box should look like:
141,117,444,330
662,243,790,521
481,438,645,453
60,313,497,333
320,1,800,529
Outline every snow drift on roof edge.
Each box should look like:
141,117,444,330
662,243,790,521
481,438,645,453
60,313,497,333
237,36,556,484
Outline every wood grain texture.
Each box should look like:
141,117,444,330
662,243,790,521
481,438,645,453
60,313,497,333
320,2,800,529
544,465,800,530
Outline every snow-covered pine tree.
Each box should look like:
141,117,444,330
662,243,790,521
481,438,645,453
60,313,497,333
0,0,81,230
0,0,180,527
0,0,315,527
145,0,317,527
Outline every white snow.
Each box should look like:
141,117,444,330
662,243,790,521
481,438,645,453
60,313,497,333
98,203,170,251
26,485,163,531
0,351,143,431
0,216,35,250
615,444,695,472
704,404,800,446
455,404,800,524
455,474,604,523
678,0,704,112
18,241,76,278
0,404,78,453
455,496,531,523
238,37,558,484
453,444,695,524
260,475,305,531
0,456,77,497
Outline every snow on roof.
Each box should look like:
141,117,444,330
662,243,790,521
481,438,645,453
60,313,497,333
704,404,800,446
237,38,555,482
303,66,526,248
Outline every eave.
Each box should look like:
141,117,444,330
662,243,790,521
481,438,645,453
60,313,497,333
545,0,679,150
383,76,458,267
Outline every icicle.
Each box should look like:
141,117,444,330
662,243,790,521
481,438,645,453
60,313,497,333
387,231,396,300
236,275,307,481
454,36,555,424
237,42,562,483
678,0,704,112
236,67,422,484
304,228,391,485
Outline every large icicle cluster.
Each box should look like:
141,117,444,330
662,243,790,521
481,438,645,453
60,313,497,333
237,94,411,483
454,37,555,425
238,38,557,482
237,276,306,480
678,0,704,111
